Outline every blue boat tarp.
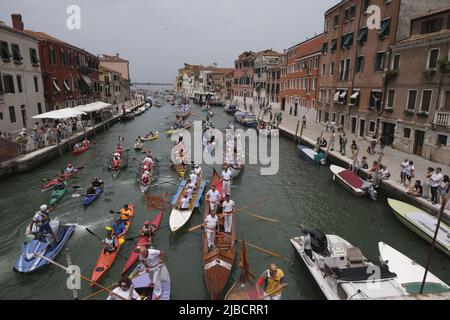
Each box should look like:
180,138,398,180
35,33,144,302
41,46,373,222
170,179,206,208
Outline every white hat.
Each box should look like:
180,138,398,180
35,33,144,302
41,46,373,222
40,204,48,212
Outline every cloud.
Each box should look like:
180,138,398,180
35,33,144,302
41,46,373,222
0,0,337,82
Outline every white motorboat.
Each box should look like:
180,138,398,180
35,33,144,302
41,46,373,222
290,232,407,300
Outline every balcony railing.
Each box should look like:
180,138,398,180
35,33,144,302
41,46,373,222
434,111,450,127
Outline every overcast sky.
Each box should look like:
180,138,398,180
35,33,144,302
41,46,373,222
1,0,337,83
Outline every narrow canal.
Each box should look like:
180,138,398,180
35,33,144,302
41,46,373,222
0,86,448,299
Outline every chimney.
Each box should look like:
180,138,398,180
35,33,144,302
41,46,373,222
11,14,24,31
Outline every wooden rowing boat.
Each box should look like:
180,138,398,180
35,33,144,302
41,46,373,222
387,198,450,257
225,240,264,300
121,208,164,275
203,169,237,299
169,176,206,232
91,204,135,284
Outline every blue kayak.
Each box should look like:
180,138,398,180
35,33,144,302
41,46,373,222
83,187,103,207
14,221,75,273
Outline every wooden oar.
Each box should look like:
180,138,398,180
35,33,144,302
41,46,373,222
188,197,271,232
81,284,114,300
259,283,288,300
239,209,279,223
33,253,126,300
85,227,126,256
41,167,85,181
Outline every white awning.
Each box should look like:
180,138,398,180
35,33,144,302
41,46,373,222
351,91,360,99
80,74,92,85
74,101,112,113
339,91,347,98
52,79,61,92
333,91,340,102
64,80,71,91
32,108,86,119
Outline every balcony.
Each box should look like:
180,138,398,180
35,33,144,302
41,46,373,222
434,111,450,127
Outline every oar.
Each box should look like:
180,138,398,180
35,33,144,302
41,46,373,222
125,225,169,241
239,209,279,223
80,284,115,300
33,253,126,300
259,283,288,300
187,196,271,232
41,167,85,181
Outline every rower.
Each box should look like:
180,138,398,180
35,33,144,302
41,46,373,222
86,184,97,195
189,170,198,185
65,163,75,174
113,219,126,239
31,204,58,242
140,220,156,239
194,164,202,177
143,155,154,166
91,177,104,188
256,263,286,300
103,227,118,253
118,204,133,223
73,143,81,150
141,170,150,185
221,165,233,198
222,194,235,234
82,139,89,148
185,179,195,200
179,194,190,211
205,185,221,213
138,246,165,300
54,178,65,191
203,210,218,251
107,277,140,300
112,156,121,169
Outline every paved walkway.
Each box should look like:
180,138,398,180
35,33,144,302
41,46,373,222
234,103,450,218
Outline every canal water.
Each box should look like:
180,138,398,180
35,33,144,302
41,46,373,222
0,87,448,299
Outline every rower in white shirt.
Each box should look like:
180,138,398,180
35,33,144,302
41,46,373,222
194,164,202,176
138,247,165,300
222,194,235,234
189,171,198,185
185,179,195,200
206,185,221,212
203,210,218,250
221,166,233,197
179,194,190,211
106,278,141,300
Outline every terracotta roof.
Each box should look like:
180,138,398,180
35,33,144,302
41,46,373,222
255,49,282,56
101,54,129,62
412,6,450,21
396,29,450,45
23,30,64,43
0,23,37,41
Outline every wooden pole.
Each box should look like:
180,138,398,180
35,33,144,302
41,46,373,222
419,193,450,294
65,248,78,300
324,132,333,162
90,113,96,135
34,252,126,300
293,120,300,143
298,120,305,145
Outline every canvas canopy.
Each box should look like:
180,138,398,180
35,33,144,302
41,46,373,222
32,108,86,119
74,101,112,113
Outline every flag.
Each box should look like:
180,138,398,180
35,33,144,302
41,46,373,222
239,240,254,279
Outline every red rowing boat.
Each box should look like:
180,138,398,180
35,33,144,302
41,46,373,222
40,169,79,191
121,209,164,275
72,140,90,155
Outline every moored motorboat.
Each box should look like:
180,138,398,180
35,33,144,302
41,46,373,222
91,204,135,284
297,145,325,165
330,165,366,197
290,232,407,300
120,110,135,121
14,219,75,273
378,242,449,294
203,169,237,299
387,198,450,257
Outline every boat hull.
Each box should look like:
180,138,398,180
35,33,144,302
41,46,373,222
330,165,365,197
83,187,103,207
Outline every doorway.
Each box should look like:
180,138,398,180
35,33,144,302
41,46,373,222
339,114,345,128
413,130,425,156
359,119,366,137
382,122,396,146
294,103,298,117
351,117,357,134
281,98,286,111
21,106,27,129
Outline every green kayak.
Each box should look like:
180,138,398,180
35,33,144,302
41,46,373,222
50,180,68,206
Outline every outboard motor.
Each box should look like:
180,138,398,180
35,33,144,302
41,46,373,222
309,229,329,256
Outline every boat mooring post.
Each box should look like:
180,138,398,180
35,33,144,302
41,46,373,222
298,121,305,145
419,193,449,294
65,248,78,300
294,120,300,143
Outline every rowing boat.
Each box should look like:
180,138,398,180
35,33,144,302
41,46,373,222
91,204,135,284
141,132,160,141
107,150,129,178
330,164,366,197
72,144,89,156
169,177,206,232
49,180,68,206
83,186,103,207
136,158,159,193
134,141,143,151
387,198,450,257
203,169,237,299
41,169,79,192
225,240,263,300
121,209,164,275
129,263,171,300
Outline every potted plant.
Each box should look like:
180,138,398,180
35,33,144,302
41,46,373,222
438,57,450,73
404,109,415,116
417,110,429,117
